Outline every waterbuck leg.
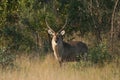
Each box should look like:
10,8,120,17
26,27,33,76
83,52,88,61
59,61,63,67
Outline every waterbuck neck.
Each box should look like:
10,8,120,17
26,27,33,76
52,37,64,61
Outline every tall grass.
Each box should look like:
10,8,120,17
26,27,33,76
0,54,120,80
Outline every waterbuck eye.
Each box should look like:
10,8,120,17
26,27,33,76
58,36,60,38
57,36,59,40
58,34,62,37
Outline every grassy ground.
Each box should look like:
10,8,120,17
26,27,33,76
0,54,120,80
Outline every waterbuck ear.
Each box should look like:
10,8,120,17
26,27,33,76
48,30,54,35
60,30,65,35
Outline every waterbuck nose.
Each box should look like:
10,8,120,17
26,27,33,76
55,37,59,43
55,40,58,43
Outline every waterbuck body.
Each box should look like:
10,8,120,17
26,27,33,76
45,17,88,65
49,30,88,65
61,41,88,61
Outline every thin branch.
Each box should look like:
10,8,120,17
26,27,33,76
111,0,119,52
111,0,119,35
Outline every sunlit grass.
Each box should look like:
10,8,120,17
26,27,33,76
0,54,120,80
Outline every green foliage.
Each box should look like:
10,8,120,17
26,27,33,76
88,44,112,64
0,0,48,53
0,47,15,68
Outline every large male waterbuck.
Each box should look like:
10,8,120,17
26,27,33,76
45,18,88,65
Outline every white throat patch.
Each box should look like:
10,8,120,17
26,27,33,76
52,39,57,46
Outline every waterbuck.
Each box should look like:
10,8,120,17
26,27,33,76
45,18,88,65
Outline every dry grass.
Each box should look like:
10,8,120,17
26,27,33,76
0,54,120,80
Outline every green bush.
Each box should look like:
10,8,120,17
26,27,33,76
0,47,15,68
88,44,112,65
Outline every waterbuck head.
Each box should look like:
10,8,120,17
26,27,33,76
48,30,65,46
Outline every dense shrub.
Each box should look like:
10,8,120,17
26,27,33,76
88,44,112,65
0,47,15,68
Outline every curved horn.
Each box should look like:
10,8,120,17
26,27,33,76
58,17,68,33
45,17,55,32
